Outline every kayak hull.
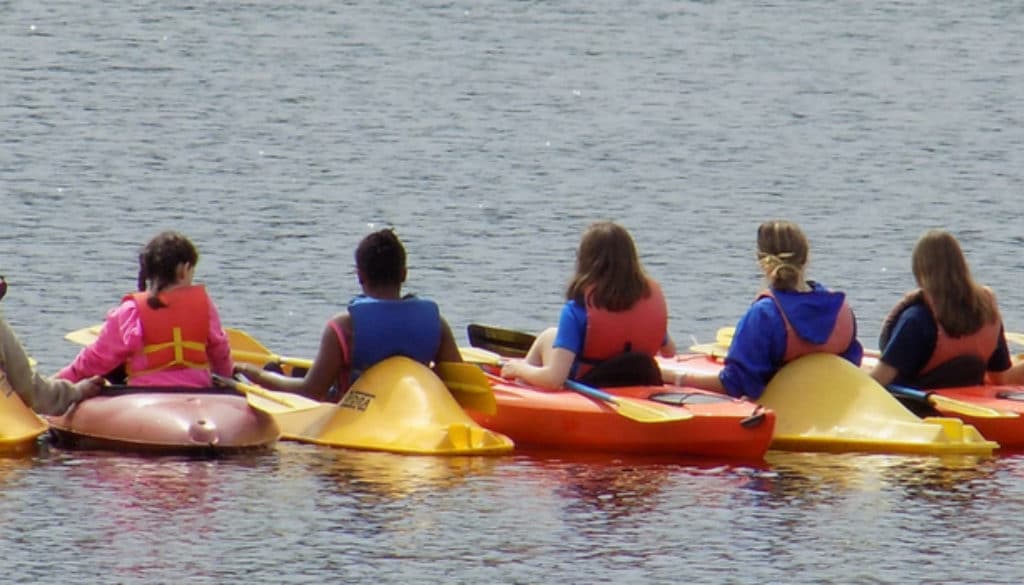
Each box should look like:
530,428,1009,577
46,389,280,453
659,353,997,456
244,357,515,456
467,371,775,460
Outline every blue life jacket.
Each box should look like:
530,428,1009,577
348,295,442,380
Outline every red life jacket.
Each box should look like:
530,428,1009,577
125,285,211,380
919,289,1001,376
577,279,668,377
759,289,855,363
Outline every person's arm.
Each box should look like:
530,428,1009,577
687,301,784,400
502,347,575,390
985,328,1015,385
999,359,1024,385
236,317,346,402
0,316,102,414
868,306,934,387
433,317,463,364
501,301,583,390
205,299,233,377
56,302,137,382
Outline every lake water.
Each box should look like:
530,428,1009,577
2,0,1023,582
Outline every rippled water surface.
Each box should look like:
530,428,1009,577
2,0,1024,582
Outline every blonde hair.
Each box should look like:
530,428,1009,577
566,221,650,311
756,220,809,291
911,230,998,336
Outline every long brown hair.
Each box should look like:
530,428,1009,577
911,229,998,336
756,220,809,291
565,221,650,311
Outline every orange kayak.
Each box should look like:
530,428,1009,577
466,368,775,460
46,388,280,453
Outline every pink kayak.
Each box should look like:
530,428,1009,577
46,387,280,453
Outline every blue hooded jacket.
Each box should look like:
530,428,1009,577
719,281,863,400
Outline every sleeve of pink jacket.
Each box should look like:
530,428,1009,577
57,301,141,382
206,298,233,377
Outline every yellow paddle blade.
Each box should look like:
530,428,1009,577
435,362,497,415
459,346,503,366
761,353,996,455
0,378,48,449
564,380,693,423
716,326,735,347
688,342,728,359
65,324,103,346
929,394,1017,419
1005,331,1024,348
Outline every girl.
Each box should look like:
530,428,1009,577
235,228,462,400
501,221,675,390
58,231,233,387
684,220,863,399
870,229,1024,388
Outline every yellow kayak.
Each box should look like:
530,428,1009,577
239,356,514,456
659,353,996,456
0,377,48,454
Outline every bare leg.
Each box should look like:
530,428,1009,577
525,327,557,366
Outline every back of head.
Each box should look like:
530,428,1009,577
756,220,809,291
355,228,406,288
137,231,200,309
911,229,994,336
567,221,649,312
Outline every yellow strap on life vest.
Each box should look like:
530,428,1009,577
128,327,210,377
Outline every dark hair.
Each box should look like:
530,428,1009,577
565,221,650,312
137,231,199,309
355,229,406,287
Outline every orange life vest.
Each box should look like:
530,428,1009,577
759,289,855,363
919,290,1001,376
577,280,668,377
125,285,211,380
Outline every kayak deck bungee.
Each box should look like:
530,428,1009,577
236,356,514,456
465,364,776,460
0,377,49,455
45,387,280,453
658,353,997,456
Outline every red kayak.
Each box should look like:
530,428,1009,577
466,366,775,460
46,387,280,453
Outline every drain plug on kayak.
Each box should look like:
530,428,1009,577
189,419,220,445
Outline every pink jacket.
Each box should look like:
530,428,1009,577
58,298,233,387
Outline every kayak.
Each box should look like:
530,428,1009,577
857,354,1024,449
238,356,515,456
464,364,776,460
45,388,280,453
658,353,997,456
0,377,49,454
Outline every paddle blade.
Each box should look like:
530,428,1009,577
564,380,692,423
466,324,534,358
459,346,503,366
226,328,275,356
436,362,497,415
65,324,103,346
929,394,1017,419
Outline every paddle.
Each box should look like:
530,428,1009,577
887,384,1015,419
466,324,535,357
225,329,312,372
211,373,321,412
563,380,692,423
435,362,497,415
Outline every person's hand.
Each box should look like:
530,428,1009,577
233,363,259,381
500,361,519,380
74,376,105,401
